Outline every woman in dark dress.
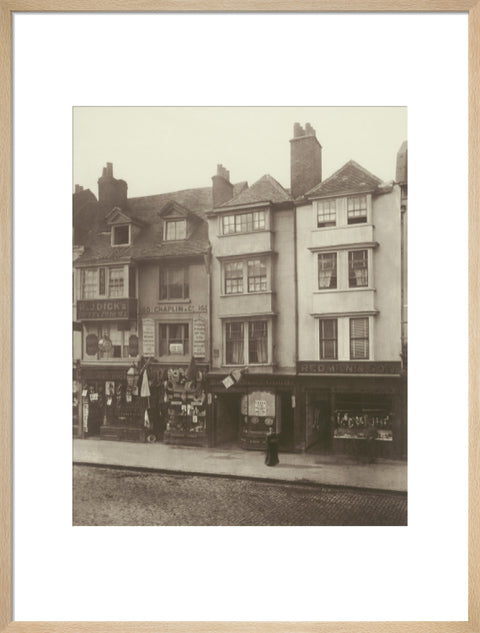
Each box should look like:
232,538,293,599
265,428,279,467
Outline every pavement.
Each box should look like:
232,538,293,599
73,438,407,493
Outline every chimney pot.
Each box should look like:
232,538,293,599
293,122,304,138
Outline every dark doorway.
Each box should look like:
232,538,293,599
215,394,241,446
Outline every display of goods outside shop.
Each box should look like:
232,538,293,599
163,367,208,445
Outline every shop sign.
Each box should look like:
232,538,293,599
297,361,401,375
77,298,136,320
128,334,139,357
85,333,98,356
141,304,207,315
254,400,267,416
192,317,206,358
142,318,155,357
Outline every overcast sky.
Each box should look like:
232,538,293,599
73,107,407,199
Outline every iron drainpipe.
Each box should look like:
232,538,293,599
293,202,299,451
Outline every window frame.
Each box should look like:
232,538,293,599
350,317,369,360
221,210,267,235
159,322,190,357
319,318,338,360
317,199,336,228
318,252,337,289
348,249,369,288
108,266,125,298
222,258,269,295
111,224,131,246
81,266,127,299
165,219,187,241
225,319,269,366
347,195,368,225
224,261,244,295
159,266,189,300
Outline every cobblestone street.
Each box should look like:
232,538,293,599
73,465,407,526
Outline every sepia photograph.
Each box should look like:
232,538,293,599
72,106,408,526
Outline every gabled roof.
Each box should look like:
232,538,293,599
105,207,146,227
305,160,383,199
219,174,292,208
158,200,193,219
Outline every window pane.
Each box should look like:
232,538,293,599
160,267,188,299
347,196,367,224
317,200,336,227
247,259,267,292
350,318,369,359
348,250,368,287
248,321,268,364
225,261,244,294
318,253,337,289
226,322,244,364
113,225,129,245
108,267,124,297
166,220,186,240
82,268,98,298
319,319,337,359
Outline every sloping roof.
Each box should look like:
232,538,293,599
74,218,210,266
73,181,248,266
305,160,383,198
219,174,292,208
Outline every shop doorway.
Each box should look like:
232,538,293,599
215,394,241,447
279,392,294,451
306,398,332,451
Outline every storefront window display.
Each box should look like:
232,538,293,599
240,390,279,449
333,410,393,441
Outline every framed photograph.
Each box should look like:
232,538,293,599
1,2,477,632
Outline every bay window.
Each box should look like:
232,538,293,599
222,210,266,235
223,258,269,294
81,266,128,299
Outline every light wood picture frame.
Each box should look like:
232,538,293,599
0,2,478,632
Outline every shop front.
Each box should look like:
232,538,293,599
297,361,406,459
207,373,295,451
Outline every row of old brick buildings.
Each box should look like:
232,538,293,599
73,123,408,459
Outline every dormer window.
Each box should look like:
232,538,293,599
165,219,186,241
112,224,130,246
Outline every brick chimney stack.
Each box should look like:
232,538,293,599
212,164,234,208
74,184,84,194
290,122,322,199
98,162,128,208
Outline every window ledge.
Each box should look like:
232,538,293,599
157,299,191,304
220,291,274,298
217,230,271,238
313,287,375,294
312,224,374,232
